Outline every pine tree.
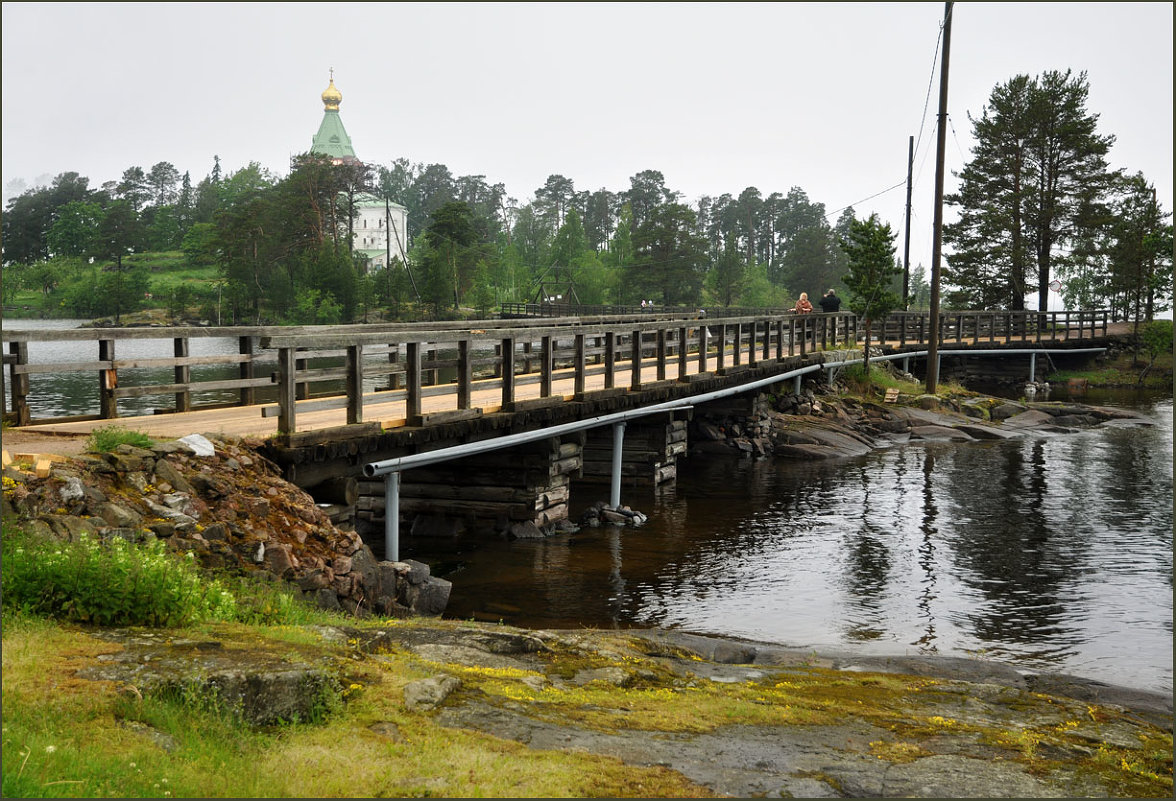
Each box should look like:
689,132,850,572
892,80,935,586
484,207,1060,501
840,214,901,376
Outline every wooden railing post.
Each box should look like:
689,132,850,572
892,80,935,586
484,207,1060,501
716,323,727,372
407,341,423,419
630,329,642,390
604,332,616,389
174,337,191,412
500,337,515,405
541,335,553,397
458,339,472,409
698,324,709,374
656,328,667,381
277,346,296,435
239,336,255,406
8,341,29,426
345,344,364,424
574,332,586,395
677,326,689,381
99,339,117,419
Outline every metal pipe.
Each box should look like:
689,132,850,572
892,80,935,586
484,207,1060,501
363,347,1104,479
611,421,626,509
1029,352,1037,383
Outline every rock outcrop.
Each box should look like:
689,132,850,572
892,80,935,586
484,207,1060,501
689,382,1155,460
1,434,451,618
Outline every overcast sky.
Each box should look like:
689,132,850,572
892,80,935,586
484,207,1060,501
3,2,1172,271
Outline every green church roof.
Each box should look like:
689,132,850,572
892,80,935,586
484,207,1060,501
311,73,358,162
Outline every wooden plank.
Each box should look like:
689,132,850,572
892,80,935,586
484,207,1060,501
13,361,113,374
114,376,274,398
111,354,254,368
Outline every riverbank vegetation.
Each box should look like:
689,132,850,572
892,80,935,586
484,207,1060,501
1045,320,1173,389
3,72,1170,327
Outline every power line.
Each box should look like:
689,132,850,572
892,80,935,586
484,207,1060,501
825,10,950,229
824,179,910,221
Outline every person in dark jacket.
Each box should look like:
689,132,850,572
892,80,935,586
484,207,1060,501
819,289,841,313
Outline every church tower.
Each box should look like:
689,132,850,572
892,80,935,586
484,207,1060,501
311,70,360,165
307,71,409,271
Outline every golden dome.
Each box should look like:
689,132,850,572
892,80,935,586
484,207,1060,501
321,71,342,111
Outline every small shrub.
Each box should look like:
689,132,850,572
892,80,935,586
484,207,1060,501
1,528,237,626
85,425,155,453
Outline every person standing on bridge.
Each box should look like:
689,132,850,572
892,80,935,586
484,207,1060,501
819,289,841,313
793,293,813,314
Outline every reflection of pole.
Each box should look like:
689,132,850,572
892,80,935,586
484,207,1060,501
925,1,952,394
904,135,913,308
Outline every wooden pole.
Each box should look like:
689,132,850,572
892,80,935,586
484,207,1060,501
904,134,914,308
925,1,953,394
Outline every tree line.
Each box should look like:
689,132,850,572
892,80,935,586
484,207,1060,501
2,68,1169,325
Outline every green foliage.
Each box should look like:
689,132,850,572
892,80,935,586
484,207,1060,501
944,69,1120,310
1141,319,1173,360
59,265,150,319
629,201,707,305
840,214,902,324
1,529,238,626
85,425,155,453
286,288,343,325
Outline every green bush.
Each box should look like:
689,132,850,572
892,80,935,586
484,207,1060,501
1,529,238,626
85,425,155,453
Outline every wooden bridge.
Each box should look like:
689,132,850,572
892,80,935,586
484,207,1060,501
2,308,1115,552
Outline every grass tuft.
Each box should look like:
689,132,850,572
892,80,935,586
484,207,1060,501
85,426,155,453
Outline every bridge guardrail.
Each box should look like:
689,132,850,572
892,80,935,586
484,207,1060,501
1,309,1111,432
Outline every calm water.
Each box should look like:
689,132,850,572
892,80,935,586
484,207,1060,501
405,390,1173,696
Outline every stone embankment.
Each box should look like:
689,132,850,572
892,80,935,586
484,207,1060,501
1,434,451,617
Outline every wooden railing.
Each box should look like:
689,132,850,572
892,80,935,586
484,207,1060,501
259,312,857,435
1,309,1112,430
875,309,1109,345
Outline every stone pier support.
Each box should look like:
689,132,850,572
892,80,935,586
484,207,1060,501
353,434,585,550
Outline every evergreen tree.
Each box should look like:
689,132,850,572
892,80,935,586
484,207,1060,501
840,213,901,375
945,70,1117,310
630,202,707,306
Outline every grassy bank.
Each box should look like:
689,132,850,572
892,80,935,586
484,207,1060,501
2,512,1172,798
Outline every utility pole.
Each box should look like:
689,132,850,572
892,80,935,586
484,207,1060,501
925,1,952,394
903,134,914,309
